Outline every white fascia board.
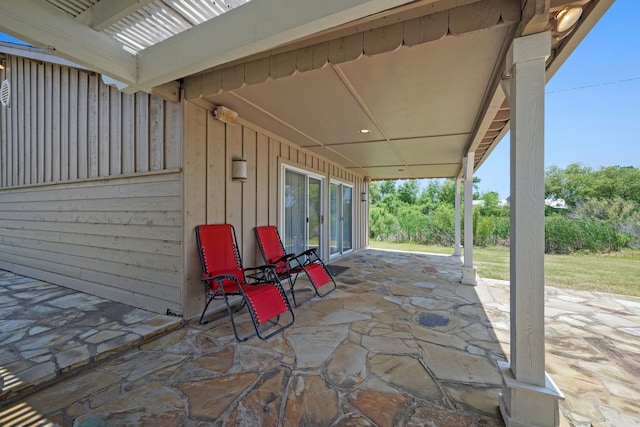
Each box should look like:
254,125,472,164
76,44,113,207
0,42,89,70
0,0,136,85
137,0,418,89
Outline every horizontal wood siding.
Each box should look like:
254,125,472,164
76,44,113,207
0,54,182,189
183,100,367,319
0,172,183,314
0,54,185,315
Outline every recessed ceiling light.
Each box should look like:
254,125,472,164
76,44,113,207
359,129,371,134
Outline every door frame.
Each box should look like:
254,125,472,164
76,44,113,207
280,163,326,260
329,178,354,259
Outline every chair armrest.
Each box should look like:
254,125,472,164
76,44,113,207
291,248,319,264
245,264,279,282
271,253,296,264
299,248,317,257
244,264,277,273
200,273,238,282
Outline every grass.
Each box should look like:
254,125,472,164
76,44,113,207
368,240,640,297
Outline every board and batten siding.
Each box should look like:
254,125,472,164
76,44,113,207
0,54,184,314
183,100,368,319
0,54,182,188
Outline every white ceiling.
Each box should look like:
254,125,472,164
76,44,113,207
0,0,614,181
204,24,511,179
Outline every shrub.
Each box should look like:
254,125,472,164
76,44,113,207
425,204,455,245
545,216,621,254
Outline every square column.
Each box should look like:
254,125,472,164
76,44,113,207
499,31,564,427
453,178,462,256
461,155,477,285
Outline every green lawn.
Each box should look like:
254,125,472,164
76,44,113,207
368,241,640,297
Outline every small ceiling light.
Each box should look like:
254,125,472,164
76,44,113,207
359,129,371,134
556,7,583,33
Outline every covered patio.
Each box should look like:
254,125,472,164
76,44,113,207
0,1,625,425
2,249,639,426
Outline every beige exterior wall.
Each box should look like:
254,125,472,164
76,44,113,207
0,53,369,318
182,100,368,319
0,54,184,314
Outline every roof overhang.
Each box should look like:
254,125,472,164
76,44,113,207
0,0,615,180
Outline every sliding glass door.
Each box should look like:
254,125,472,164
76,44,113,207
330,181,353,257
283,167,324,260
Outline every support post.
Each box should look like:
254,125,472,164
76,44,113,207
461,155,477,285
453,178,462,256
498,31,564,427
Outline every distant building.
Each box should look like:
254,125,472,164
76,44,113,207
545,198,568,209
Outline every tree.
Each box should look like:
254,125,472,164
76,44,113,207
545,163,640,208
437,179,457,205
369,181,382,204
398,180,419,205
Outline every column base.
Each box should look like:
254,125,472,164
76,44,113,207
461,266,477,285
453,246,462,257
498,360,564,427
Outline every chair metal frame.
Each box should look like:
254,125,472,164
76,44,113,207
195,224,294,341
254,225,337,307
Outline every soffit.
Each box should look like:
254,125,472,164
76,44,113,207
191,1,516,180
0,0,614,181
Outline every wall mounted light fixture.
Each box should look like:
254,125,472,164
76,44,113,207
213,105,238,124
556,6,583,33
232,156,247,182
1,80,10,107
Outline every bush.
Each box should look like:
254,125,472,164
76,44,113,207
473,211,510,247
425,204,455,245
545,216,621,254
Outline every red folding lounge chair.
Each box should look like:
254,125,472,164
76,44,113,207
254,225,337,307
195,224,294,341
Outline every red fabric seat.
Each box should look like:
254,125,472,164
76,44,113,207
196,224,294,341
254,225,337,307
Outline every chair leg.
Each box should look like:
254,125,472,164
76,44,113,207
225,293,254,342
199,295,216,325
288,275,304,308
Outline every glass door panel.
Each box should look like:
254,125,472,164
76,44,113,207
342,186,352,252
308,177,322,253
330,183,340,255
283,167,325,263
329,182,353,257
284,169,307,257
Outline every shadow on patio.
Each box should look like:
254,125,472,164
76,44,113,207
1,248,638,425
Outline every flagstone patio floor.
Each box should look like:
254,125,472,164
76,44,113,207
1,248,639,426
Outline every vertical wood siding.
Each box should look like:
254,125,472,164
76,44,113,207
0,55,181,188
0,54,184,314
182,100,368,318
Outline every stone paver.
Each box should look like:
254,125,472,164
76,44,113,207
0,270,183,402
1,249,639,426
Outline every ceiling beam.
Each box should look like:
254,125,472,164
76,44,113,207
137,0,419,89
76,0,156,31
520,0,550,35
0,0,136,85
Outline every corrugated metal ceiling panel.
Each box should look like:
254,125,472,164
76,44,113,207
43,0,250,53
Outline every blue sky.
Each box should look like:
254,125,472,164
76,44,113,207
2,2,638,199
476,0,640,198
